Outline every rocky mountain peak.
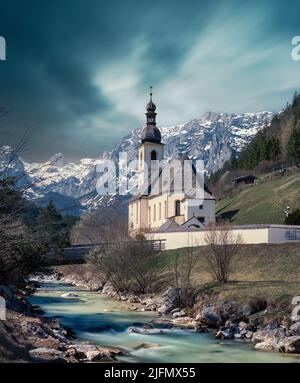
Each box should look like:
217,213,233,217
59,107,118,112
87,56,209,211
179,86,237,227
47,153,68,167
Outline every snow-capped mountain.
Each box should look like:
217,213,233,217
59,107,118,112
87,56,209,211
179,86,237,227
0,111,274,214
114,111,274,174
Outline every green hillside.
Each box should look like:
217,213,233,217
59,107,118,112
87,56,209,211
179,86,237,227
216,171,300,224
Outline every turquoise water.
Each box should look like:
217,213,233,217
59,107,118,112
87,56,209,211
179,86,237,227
29,282,300,363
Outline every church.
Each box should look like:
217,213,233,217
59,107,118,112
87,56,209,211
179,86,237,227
128,90,216,236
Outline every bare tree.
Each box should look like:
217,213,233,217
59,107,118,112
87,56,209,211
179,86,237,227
70,206,128,245
0,213,47,285
169,247,198,308
128,240,161,294
203,223,243,283
0,108,64,285
88,239,161,295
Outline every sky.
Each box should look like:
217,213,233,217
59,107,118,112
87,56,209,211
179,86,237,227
0,0,300,162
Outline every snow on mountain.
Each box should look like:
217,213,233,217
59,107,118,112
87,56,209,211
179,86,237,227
0,111,275,214
0,145,30,187
112,111,274,174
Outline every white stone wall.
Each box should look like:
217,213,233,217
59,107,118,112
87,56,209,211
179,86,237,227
145,226,300,250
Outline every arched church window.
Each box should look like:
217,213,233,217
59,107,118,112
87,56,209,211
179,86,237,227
153,204,156,221
175,200,181,216
151,150,157,160
140,152,143,167
159,202,161,220
170,167,175,193
164,201,167,218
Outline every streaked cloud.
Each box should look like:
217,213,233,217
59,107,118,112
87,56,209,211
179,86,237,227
0,0,299,161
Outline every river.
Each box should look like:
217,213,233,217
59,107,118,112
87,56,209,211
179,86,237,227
28,281,299,363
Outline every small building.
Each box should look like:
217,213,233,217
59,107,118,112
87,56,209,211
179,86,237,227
233,175,257,185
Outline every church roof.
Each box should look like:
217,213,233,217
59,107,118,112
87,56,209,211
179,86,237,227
141,125,161,144
156,217,180,232
153,218,204,233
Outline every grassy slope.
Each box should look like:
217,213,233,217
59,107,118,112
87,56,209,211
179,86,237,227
216,171,300,224
162,243,300,305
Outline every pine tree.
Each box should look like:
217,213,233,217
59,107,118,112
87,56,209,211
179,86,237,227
287,128,300,163
38,201,69,247
285,209,300,225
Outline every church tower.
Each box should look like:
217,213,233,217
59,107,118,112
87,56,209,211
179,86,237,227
138,87,164,190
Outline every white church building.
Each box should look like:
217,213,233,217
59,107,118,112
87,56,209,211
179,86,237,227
128,90,216,236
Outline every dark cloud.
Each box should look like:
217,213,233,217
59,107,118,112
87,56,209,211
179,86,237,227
0,0,300,161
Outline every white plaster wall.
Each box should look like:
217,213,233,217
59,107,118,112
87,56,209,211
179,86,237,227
145,228,270,250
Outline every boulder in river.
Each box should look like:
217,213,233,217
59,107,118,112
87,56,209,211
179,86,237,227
254,339,280,352
66,344,125,362
252,327,295,353
151,319,174,329
194,323,209,333
61,293,79,298
134,343,161,350
172,317,198,330
129,322,154,330
128,327,165,335
197,305,222,328
215,329,234,340
277,336,300,353
173,310,186,318
252,330,269,343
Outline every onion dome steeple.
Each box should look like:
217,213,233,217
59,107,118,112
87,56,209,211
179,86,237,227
141,87,162,144
146,86,156,112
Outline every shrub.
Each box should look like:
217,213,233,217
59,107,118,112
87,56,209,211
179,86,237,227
88,239,161,294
